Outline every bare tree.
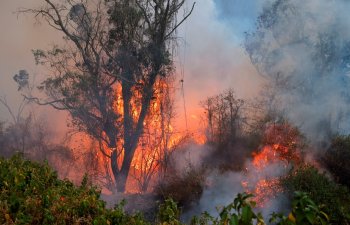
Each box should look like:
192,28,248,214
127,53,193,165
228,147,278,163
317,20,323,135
201,89,244,145
22,0,195,192
0,78,33,155
0,99,75,179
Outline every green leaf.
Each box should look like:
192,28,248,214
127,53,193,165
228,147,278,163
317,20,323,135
242,205,253,223
230,214,239,225
305,212,314,224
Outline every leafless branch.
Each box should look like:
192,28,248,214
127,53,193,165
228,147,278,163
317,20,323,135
165,2,195,39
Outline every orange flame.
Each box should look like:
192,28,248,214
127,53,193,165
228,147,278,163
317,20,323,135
67,78,188,193
243,123,303,206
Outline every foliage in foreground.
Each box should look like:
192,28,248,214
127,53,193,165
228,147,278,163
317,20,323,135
191,192,328,225
281,165,350,224
0,155,332,225
0,155,148,225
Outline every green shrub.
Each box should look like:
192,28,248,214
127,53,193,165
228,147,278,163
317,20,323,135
156,198,182,225
270,191,328,225
0,155,148,225
190,192,328,225
191,192,265,225
281,165,350,224
107,200,150,225
322,135,350,188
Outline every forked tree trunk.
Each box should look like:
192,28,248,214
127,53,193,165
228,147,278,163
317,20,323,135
110,74,157,192
114,147,134,192
110,135,146,192
110,144,135,192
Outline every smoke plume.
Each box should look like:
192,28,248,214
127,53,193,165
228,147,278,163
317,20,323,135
243,0,350,146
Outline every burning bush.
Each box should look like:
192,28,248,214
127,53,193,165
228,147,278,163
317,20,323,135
281,165,350,224
199,89,252,172
259,122,305,165
240,121,305,206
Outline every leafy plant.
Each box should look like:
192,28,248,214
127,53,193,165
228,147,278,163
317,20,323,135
281,165,350,224
191,192,265,225
190,192,330,225
270,192,329,225
157,198,182,225
0,155,148,225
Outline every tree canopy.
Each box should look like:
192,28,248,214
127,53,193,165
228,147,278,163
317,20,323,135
23,0,194,192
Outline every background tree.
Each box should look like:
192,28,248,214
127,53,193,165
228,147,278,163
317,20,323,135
0,97,74,179
23,0,194,192
199,89,252,172
200,89,244,145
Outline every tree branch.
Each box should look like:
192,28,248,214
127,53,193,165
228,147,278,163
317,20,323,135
165,2,195,39
22,95,69,110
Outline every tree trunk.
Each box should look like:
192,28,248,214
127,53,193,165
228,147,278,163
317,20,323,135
110,150,119,186
111,72,158,192
115,147,134,192
115,171,128,192
110,138,141,192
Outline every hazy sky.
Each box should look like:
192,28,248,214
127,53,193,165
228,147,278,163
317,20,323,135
0,0,67,135
176,0,263,129
0,0,263,133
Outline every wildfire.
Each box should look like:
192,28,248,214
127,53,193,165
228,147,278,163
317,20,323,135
242,145,286,207
124,78,179,192
252,144,294,169
67,76,207,193
257,178,283,205
243,122,303,206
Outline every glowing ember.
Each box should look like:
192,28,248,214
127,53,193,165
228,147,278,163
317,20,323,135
253,178,282,207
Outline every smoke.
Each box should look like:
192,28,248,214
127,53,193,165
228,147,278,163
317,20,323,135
213,0,350,146
0,0,68,140
3,0,348,220
182,170,244,219
242,0,350,146
214,0,264,37
179,0,350,221
181,156,290,222
170,144,293,222
174,0,264,131
180,0,350,220
171,143,213,172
